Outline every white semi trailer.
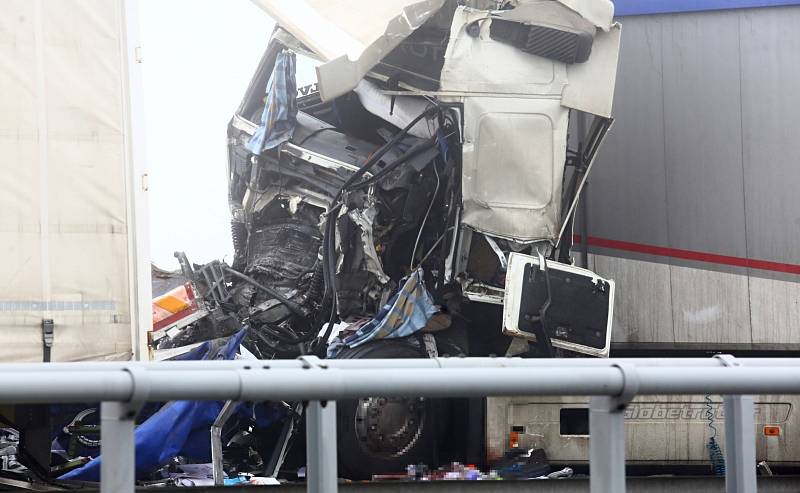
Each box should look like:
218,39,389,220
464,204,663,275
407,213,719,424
486,1,800,473
0,0,150,362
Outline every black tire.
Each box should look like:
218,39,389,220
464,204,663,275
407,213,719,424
334,339,448,479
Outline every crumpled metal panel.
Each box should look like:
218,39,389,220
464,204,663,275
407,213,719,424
440,1,618,242
557,0,614,31
460,97,569,243
251,0,446,101
440,6,569,96
246,220,322,286
440,4,620,117
348,206,390,284
562,23,621,118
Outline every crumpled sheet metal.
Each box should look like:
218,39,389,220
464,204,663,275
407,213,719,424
348,206,390,284
556,0,614,31
354,79,439,139
441,2,616,241
328,269,438,357
246,220,321,284
251,0,446,101
562,22,621,118
440,6,570,96
440,4,620,117
476,0,613,30
459,97,569,243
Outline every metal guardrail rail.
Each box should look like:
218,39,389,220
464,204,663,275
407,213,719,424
1,355,799,492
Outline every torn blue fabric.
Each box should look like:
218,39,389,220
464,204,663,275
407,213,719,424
58,330,280,482
328,269,438,357
246,50,298,154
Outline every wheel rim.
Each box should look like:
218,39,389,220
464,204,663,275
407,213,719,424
353,396,426,459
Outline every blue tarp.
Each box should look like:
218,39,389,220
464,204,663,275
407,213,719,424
60,329,280,481
614,0,800,16
246,50,297,154
328,269,438,357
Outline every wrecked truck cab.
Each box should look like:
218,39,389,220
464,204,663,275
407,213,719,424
151,0,622,479
226,0,621,357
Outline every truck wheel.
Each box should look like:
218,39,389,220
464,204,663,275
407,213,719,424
334,339,447,479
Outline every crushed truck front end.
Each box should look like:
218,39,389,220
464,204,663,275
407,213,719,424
151,0,623,478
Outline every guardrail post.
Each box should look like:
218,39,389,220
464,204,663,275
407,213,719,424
305,400,337,493
590,363,637,493
101,367,148,493
100,401,138,493
724,395,756,493
715,354,757,493
590,396,626,493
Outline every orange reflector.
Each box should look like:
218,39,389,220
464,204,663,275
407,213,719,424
152,283,198,329
154,295,190,314
509,431,520,448
764,425,781,437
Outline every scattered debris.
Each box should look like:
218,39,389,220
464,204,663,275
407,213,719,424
379,457,574,482
0,428,25,475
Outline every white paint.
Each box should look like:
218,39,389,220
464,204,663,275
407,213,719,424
33,0,51,341
122,0,153,361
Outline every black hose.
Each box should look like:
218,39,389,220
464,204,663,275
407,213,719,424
317,146,438,349
348,136,439,192
296,126,343,146
264,320,316,344
252,326,314,351
315,106,443,353
224,266,307,320
334,106,439,201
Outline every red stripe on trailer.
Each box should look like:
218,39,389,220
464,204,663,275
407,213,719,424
573,235,800,276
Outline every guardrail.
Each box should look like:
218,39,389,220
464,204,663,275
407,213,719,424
2,355,799,492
